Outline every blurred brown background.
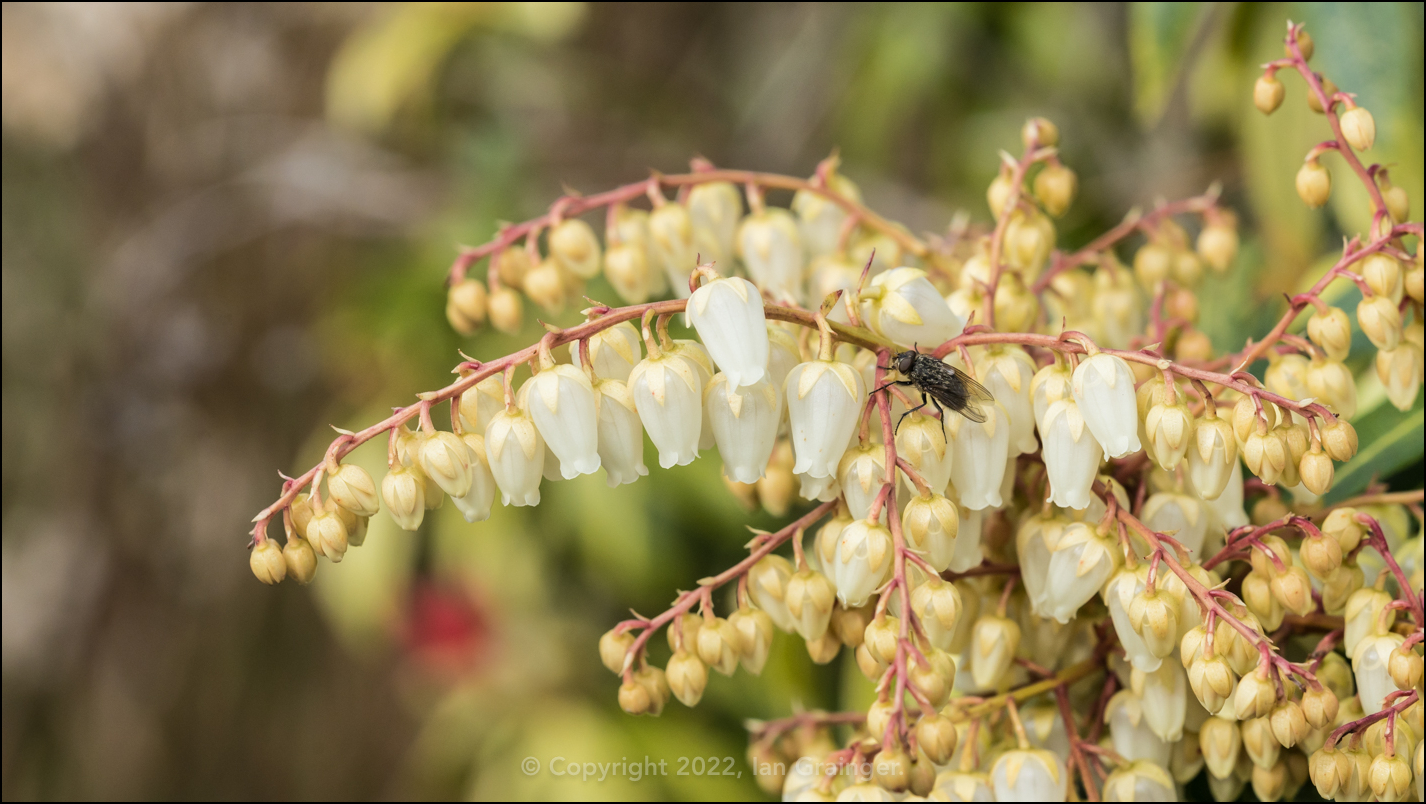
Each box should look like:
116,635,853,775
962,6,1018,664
2,3,1421,800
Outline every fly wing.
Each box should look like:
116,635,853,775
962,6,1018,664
944,366,994,424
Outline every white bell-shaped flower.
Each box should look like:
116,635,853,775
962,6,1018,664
1030,361,1074,427
648,202,697,296
1040,398,1103,511
1186,416,1236,501
1103,566,1161,672
990,748,1065,802
1102,760,1178,802
706,374,779,483
667,339,716,450
572,321,642,383
861,267,965,349
688,275,769,388
792,171,861,258
452,433,497,522
526,362,601,479
1135,662,1187,743
903,492,959,572
765,325,801,404
686,181,742,268
947,501,985,573
1201,460,1248,529
948,399,1011,510
484,406,545,506
1072,352,1142,458
629,349,703,469
1043,522,1120,623
1142,493,1210,557
837,442,886,520
1017,512,1069,616
738,208,804,302
797,470,841,502
457,374,506,435
931,770,995,803
980,346,1039,455
1105,690,1173,768
592,379,647,487
896,413,953,495
831,519,893,607
1353,632,1406,714
786,358,865,478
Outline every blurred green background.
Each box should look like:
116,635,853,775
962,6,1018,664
2,2,1421,800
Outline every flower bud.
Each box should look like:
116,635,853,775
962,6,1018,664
1270,566,1315,616
910,577,962,652
947,398,1012,511
1355,632,1407,715
747,554,795,632
446,278,487,334
990,748,1064,801
549,218,601,279
1408,260,1425,303
902,493,959,572
1305,306,1352,362
1198,220,1239,272
1300,686,1339,731
873,747,910,793
1201,716,1241,779
804,630,841,665
1242,427,1287,485
785,568,836,641
1104,759,1176,801
1145,401,1194,470
970,614,1021,690
1188,655,1236,714
987,170,1016,219
599,628,634,674
306,507,348,562
618,679,651,715
1377,343,1424,411
1363,254,1404,302
1297,446,1333,497
1307,76,1338,114
738,208,803,302
1023,116,1059,148
1033,163,1076,217
1250,758,1288,802
1341,106,1376,151
1359,294,1403,351
1133,242,1172,289
1368,752,1413,802
855,643,887,682
1269,700,1309,749
896,410,955,492
1299,535,1342,585
1235,668,1279,720
250,539,286,585
1308,745,1350,799
908,649,956,707
633,666,669,716
1296,159,1331,208
696,614,741,677
523,258,567,313
1129,589,1180,659
831,519,893,609
830,602,874,648
666,649,708,707
1390,644,1424,690
487,284,523,334
1072,353,1141,458
1317,423,1357,469
603,242,651,303
1306,358,1357,418
485,407,545,506
730,606,775,675
756,441,795,517
1254,73,1285,114
1241,715,1280,769
278,536,315,584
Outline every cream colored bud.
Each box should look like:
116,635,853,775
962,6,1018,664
493,247,530,289
908,650,955,708
730,606,775,675
1033,163,1076,217
1377,343,1424,411
665,614,702,655
1390,644,1424,690
1241,715,1280,769
633,666,669,716
1198,221,1239,272
549,218,602,279
1022,117,1059,148
756,441,795,517
1145,401,1194,470
1251,758,1288,802
1306,358,1357,418
987,171,1015,219
1384,184,1411,224
290,493,314,538
446,278,487,334
970,614,1021,690
873,747,910,793
1255,73,1285,114
666,649,708,707
696,614,741,677
1299,446,1334,496
1307,76,1338,114
523,258,567,313
1291,31,1315,61
1320,419,1358,462
910,577,962,650
1296,159,1331,208
1243,428,1287,485
603,242,651,303
599,628,634,675
1235,668,1278,720
856,643,886,681
1201,716,1241,779
864,615,901,666
1270,566,1315,616
1301,686,1340,730
306,508,348,562
381,464,425,531
1128,589,1179,659
1269,701,1309,749
1180,626,1206,668
1307,306,1352,361
488,284,523,334
282,537,316,584
327,463,379,517
1358,295,1403,351
1134,243,1173,288
250,539,286,585
1188,655,1236,713
1407,262,1424,303
916,713,958,765
1341,106,1377,151
785,568,836,641
1171,248,1204,288
1242,569,1281,630
1301,532,1343,580
830,602,874,648
1368,752,1413,802
618,679,651,715
1363,254,1404,302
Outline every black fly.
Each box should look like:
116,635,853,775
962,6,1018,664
875,347,995,435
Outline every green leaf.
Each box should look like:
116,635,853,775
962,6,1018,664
1129,2,1207,124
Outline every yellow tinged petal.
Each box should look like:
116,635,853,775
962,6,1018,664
797,363,825,400
880,292,924,327
536,373,560,415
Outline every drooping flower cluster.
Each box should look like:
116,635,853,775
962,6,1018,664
248,20,1424,804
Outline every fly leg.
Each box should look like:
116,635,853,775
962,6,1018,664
928,394,949,440
895,396,930,434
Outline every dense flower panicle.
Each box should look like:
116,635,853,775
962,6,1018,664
629,352,703,468
786,358,865,478
484,407,545,506
688,275,769,388
706,374,780,484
